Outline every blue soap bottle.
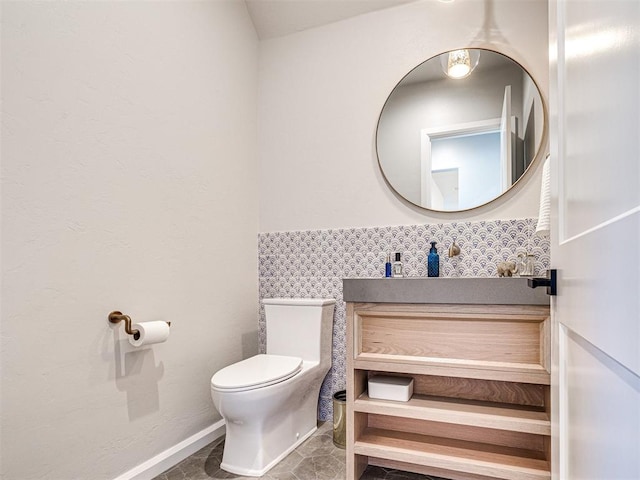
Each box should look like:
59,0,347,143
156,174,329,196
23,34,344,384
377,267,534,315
428,241,439,277
385,253,392,278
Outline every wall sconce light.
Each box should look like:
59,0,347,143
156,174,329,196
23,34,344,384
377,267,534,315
441,49,480,79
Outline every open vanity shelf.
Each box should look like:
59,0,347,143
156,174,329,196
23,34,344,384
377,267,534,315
344,286,551,480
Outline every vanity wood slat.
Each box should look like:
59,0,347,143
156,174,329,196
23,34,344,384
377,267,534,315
354,306,549,367
368,457,516,480
354,356,550,385
346,301,551,480
360,318,542,362
400,374,546,406
349,302,550,315
367,414,546,452
355,393,550,435
355,428,550,480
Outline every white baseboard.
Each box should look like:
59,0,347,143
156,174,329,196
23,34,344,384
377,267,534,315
113,420,226,480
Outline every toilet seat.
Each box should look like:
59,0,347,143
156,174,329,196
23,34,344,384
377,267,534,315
211,354,303,392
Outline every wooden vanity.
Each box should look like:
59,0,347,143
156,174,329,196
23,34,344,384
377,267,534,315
344,278,551,480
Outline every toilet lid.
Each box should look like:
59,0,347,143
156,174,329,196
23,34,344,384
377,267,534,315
211,354,303,391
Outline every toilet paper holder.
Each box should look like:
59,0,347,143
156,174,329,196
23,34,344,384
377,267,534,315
108,311,171,341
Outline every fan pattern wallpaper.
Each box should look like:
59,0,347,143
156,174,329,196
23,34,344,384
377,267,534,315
258,218,550,419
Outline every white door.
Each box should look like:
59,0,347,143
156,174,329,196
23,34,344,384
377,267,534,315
550,1,640,479
500,85,512,191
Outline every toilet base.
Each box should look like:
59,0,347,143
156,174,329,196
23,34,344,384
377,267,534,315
220,424,317,477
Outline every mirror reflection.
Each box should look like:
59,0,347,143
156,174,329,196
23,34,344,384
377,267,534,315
376,49,545,212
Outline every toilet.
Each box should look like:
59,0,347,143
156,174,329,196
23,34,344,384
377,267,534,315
210,297,335,476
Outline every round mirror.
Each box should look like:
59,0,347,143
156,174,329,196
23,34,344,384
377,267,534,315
376,48,546,212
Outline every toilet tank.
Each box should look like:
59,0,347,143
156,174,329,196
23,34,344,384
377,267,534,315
263,298,335,363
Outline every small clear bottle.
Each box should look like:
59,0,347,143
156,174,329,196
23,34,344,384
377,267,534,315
522,254,535,276
392,252,403,278
516,252,535,276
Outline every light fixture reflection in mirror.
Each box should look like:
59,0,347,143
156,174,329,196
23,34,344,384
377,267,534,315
376,48,546,212
442,49,480,79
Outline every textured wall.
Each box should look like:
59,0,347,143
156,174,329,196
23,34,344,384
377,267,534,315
255,0,550,419
1,1,552,477
257,0,549,232
258,218,550,419
1,2,258,478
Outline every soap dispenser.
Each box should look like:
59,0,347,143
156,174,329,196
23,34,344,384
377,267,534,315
428,242,439,277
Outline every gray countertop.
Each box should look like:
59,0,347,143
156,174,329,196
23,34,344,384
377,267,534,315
343,277,550,305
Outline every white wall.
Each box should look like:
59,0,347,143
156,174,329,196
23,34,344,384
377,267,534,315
258,0,549,232
1,1,258,479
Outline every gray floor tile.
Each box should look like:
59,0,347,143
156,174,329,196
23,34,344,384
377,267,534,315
153,422,449,480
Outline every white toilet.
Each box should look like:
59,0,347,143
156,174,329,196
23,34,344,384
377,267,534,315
210,297,335,477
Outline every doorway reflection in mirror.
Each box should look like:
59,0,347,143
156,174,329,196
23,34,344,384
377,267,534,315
376,49,546,212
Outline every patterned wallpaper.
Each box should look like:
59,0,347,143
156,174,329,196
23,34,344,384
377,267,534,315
257,218,550,420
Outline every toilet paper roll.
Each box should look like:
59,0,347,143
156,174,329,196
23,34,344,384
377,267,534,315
129,321,170,347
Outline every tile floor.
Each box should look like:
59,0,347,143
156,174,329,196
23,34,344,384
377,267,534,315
153,422,449,480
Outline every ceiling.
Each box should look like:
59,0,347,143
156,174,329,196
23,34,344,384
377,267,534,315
245,0,417,39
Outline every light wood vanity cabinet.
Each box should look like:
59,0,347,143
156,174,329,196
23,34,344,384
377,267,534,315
345,302,551,480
